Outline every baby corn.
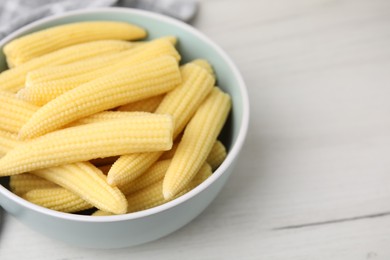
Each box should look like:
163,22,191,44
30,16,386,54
91,163,212,216
0,113,174,176
159,141,179,160
18,55,180,139
107,62,214,186
9,174,57,196
159,139,226,171
107,152,162,186
4,21,146,67
21,38,180,105
155,61,215,137
155,35,177,45
23,187,93,213
0,40,133,92
127,163,212,213
0,91,38,133
69,111,148,126
0,130,19,156
192,59,215,78
117,94,164,112
32,162,127,214
20,52,129,105
0,131,128,214
27,38,177,84
207,140,227,171
118,159,171,195
25,51,127,84
163,88,231,199
92,210,114,216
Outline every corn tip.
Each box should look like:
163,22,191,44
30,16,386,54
162,187,174,200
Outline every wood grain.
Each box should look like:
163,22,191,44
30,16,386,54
2,0,390,259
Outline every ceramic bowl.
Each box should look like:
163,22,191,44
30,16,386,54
0,7,249,248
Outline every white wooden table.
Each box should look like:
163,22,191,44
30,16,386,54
2,0,390,259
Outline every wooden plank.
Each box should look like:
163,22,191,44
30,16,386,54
2,0,390,258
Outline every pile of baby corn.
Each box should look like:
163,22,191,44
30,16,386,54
0,21,231,216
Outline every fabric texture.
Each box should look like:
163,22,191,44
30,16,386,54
0,0,198,39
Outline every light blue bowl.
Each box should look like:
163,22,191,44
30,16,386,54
0,7,249,248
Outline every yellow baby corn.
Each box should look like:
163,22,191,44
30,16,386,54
186,163,213,189
23,187,93,213
0,114,173,176
32,162,127,214
0,130,19,156
113,37,180,63
9,173,57,196
4,21,146,67
0,132,127,214
117,94,165,112
163,87,231,199
127,163,212,213
24,51,127,87
25,44,145,83
126,181,167,213
107,62,214,186
0,91,38,133
192,59,215,77
118,159,171,195
107,152,162,186
155,63,215,138
130,36,176,48
93,162,211,216
159,139,226,171
153,36,177,45
21,38,180,105
21,53,128,105
0,115,127,214
69,111,148,126
159,141,179,160
206,140,227,171
92,210,114,216
18,55,180,139
121,37,178,58
0,40,133,92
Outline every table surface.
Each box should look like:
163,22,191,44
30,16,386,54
2,0,390,259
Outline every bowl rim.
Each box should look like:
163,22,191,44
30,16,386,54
0,7,250,222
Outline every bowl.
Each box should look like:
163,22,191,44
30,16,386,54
0,7,249,248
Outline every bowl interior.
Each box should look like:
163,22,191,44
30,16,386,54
0,8,249,218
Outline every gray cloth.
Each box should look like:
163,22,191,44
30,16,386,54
0,0,198,40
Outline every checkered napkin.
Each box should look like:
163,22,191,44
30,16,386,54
0,0,198,40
